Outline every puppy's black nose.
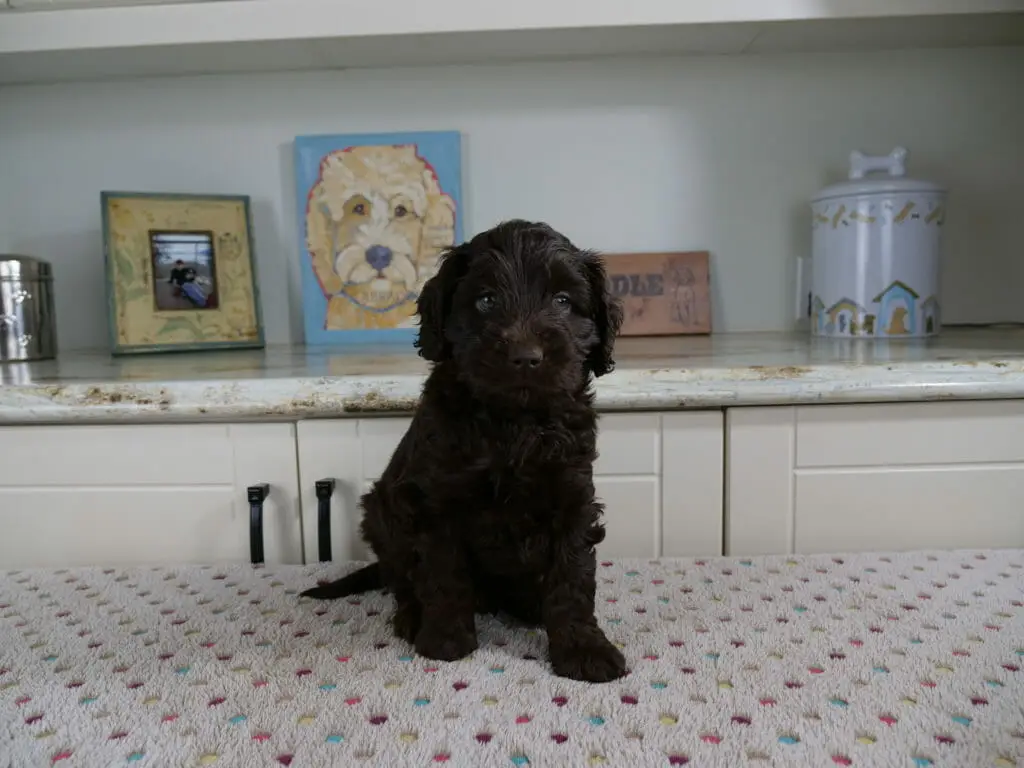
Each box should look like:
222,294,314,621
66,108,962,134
509,344,544,369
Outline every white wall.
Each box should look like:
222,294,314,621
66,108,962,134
1,46,1021,351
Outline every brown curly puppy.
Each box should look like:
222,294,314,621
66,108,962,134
301,219,627,683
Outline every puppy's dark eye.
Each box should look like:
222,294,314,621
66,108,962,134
475,294,496,313
394,204,408,218
353,203,367,215
553,292,571,311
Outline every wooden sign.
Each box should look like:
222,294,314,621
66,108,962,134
604,251,711,336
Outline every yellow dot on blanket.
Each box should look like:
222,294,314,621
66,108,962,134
232,667,250,674
298,715,315,725
856,735,876,745
482,697,498,706
993,759,1015,767
384,681,400,690
902,697,917,706
399,733,417,743
589,756,607,766
935,665,954,675
199,754,218,765
660,715,678,726
718,681,733,690
34,730,55,740
143,696,159,706
615,642,626,649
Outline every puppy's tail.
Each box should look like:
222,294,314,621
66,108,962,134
300,562,382,600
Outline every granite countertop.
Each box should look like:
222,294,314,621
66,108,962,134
1,329,1023,424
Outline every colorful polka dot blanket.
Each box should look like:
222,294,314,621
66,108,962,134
1,550,1022,768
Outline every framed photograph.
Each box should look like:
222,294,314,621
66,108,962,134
101,191,264,355
604,251,712,336
293,130,462,347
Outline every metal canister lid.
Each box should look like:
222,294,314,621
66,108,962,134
0,254,53,281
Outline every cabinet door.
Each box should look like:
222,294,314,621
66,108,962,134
297,417,410,563
593,413,662,558
661,411,723,557
0,423,302,568
726,402,1024,555
298,412,725,563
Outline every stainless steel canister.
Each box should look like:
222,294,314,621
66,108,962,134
0,255,57,362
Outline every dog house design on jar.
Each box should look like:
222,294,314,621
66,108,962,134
809,147,947,339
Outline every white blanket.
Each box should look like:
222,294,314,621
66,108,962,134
2,550,1022,767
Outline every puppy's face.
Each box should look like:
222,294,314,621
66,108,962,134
415,220,623,404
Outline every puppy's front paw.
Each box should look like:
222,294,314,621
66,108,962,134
414,623,478,662
550,627,627,683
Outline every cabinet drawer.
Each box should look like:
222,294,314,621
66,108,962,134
357,414,661,479
727,403,1024,557
0,424,236,486
0,488,247,567
794,466,1024,553
796,401,1024,468
361,418,413,480
0,423,302,568
595,477,659,558
594,413,660,475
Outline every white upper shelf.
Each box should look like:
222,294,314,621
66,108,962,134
1,0,1023,85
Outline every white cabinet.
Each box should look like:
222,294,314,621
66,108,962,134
296,411,724,563
725,401,1024,556
8,397,1021,569
0,422,303,568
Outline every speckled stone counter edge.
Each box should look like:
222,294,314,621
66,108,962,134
2,360,1023,424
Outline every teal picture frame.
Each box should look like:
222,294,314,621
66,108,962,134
101,191,266,356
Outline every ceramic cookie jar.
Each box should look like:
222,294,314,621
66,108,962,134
810,147,946,338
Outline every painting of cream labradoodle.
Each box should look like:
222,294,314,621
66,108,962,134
305,144,457,330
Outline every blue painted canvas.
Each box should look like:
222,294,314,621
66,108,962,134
293,130,462,348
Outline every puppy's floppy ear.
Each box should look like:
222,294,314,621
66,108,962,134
580,249,624,377
414,243,470,362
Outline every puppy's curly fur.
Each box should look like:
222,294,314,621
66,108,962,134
302,219,627,683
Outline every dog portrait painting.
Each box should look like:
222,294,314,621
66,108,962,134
295,131,462,346
302,220,629,684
